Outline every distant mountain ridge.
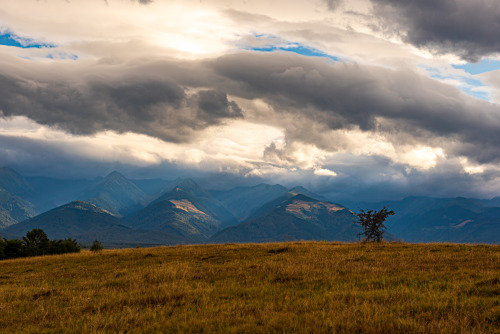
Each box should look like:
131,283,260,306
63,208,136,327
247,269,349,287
0,167,499,245
210,194,361,243
211,183,288,222
2,201,188,247
126,179,231,242
352,196,500,243
152,179,238,227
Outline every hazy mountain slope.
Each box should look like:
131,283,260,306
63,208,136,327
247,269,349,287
153,179,237,227
211,184,288,222
0,188,35,228
287,186,325,200
131,178,181,198
355,197,500,243
0,167,34,199
0,210,17,229
248,187,327,221
210,194,361,243
126,199,222,243
126,179,237,241
26,176,95,213
2,201,188,247
477,196,500,208
78,171,147,217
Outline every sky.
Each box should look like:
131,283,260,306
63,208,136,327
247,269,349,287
1,0,500,202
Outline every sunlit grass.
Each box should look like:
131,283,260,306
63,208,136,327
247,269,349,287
0,242,498,333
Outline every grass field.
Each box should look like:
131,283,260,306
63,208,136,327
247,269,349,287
0,242,499,333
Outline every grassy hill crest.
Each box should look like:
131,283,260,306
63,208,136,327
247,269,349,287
0,242,498,333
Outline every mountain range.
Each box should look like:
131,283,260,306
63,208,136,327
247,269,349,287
0,167,499,246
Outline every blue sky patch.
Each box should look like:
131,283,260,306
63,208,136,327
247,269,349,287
453,59,500,75
243,34,339,62
0,30,55,49
251,44,339,61
426,69,489,101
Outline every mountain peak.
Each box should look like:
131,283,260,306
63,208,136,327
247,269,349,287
287,186,323,200
104,171,127,181
59,200,107,213
78,172,146,217
175,178,200,190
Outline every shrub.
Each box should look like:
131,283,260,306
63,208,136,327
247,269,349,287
90,240,104,252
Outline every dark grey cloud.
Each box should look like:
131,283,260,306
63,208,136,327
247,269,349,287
196,90,243,122
207,52,500,164
370,0,500,61
137,0,154,4
0,62,242,143
2,51,500,165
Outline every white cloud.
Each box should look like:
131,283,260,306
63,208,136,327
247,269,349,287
314,168,337,177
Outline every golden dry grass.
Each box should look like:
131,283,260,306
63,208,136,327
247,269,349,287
0,242,499,333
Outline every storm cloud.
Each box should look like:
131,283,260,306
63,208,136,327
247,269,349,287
207,52,500,164
1,51,500,166
0,58,242,143
371,0,500,61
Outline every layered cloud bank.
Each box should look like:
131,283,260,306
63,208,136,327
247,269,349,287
1,0,500,201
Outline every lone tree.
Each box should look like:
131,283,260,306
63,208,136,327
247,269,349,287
356,207,395,242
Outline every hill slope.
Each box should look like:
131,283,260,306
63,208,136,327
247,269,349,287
126,199,222,243
210,194,361,243
152,179,237,227
2,201,187,247
0,167,35,199
127,179,235,241
0,188,35,228
212,183,288,222
78,171,147,217
2,243,497,333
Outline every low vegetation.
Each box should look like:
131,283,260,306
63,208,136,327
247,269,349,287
0,229,80,260
0,242,498,333
90,240,104,252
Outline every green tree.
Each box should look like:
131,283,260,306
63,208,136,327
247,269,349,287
356,207,395,242
49,238,81,255
90,240,104,252
23,229,50,256
0,237,5,260
4,239,25,259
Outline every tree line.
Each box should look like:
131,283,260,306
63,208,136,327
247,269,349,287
0,229,80,260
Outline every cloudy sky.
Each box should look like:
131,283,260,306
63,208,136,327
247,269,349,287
1,0,500,201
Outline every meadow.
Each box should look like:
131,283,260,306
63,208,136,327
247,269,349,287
0,242,498,333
